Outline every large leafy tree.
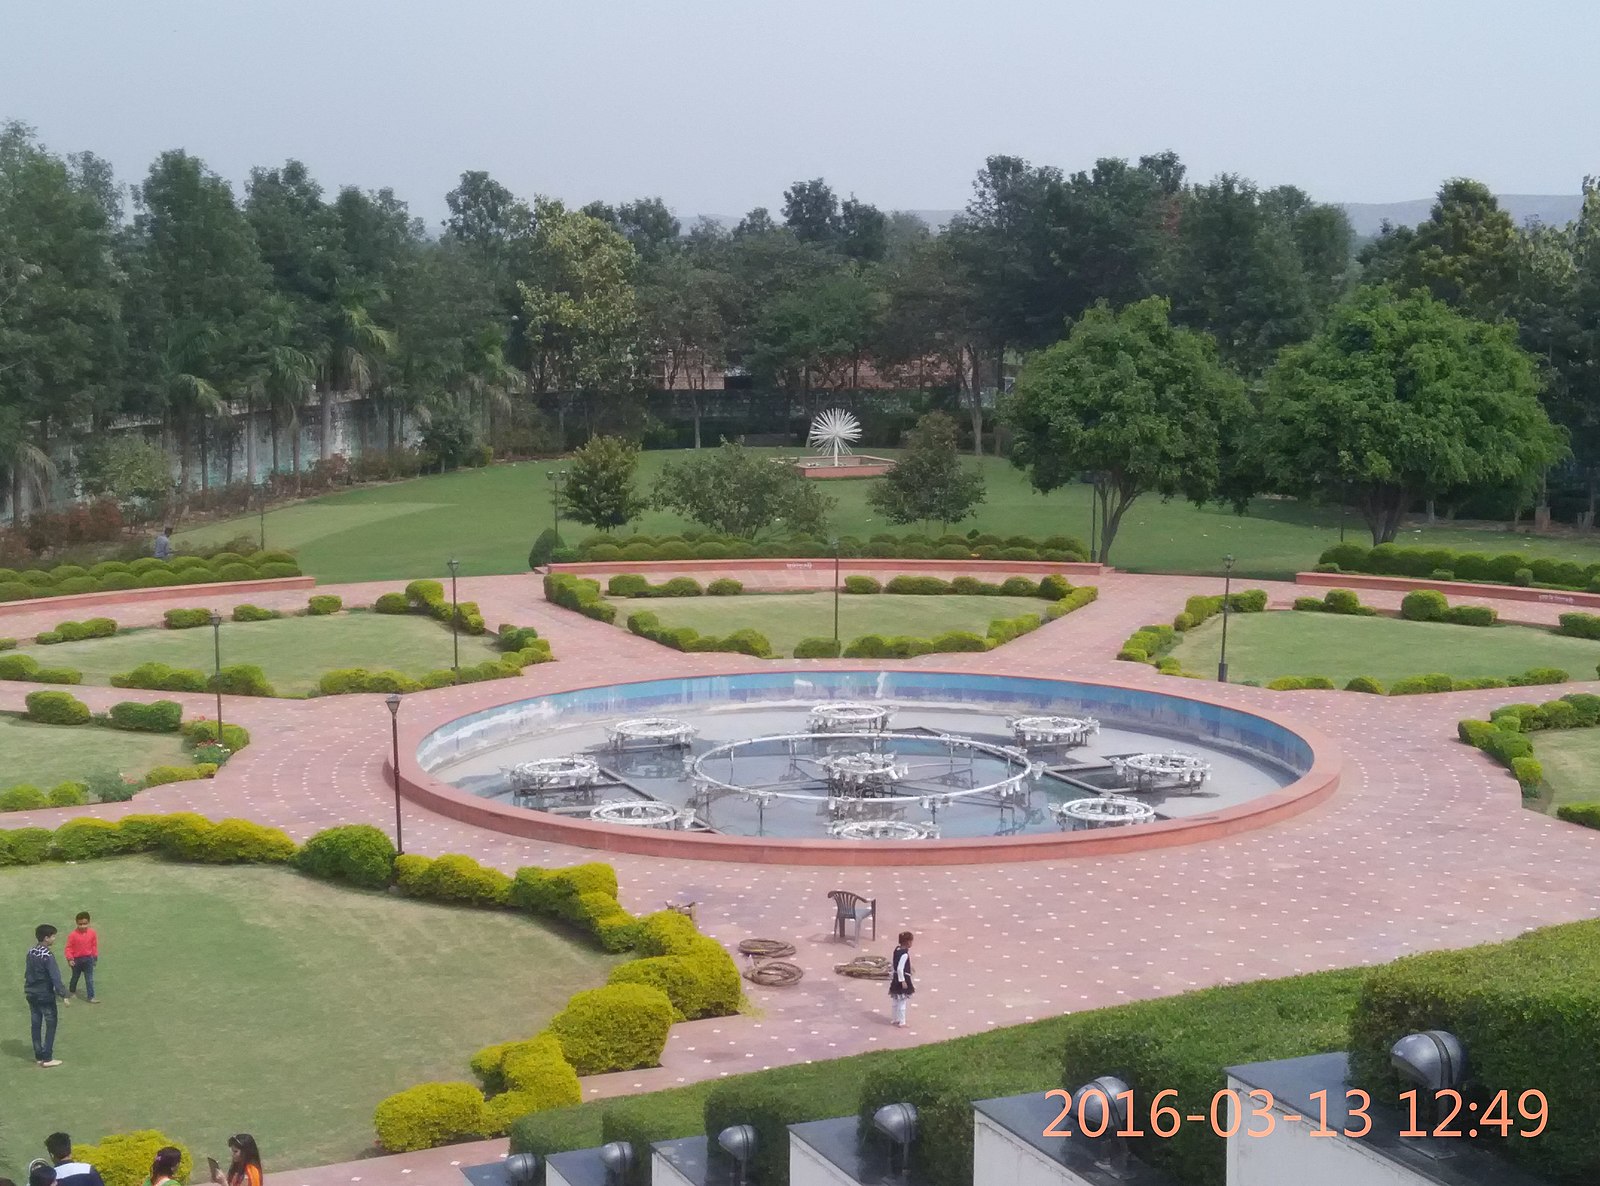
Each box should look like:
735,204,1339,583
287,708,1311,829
1397,179,1519,320
517,198,643,437
124,150,271,495
0,122,122,514
1002,297,1249,563
867,411,985,530
1255,285,1566,544
637,251,728,448
652,441,833,538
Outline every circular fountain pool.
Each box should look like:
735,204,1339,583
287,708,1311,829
411,671,1336,862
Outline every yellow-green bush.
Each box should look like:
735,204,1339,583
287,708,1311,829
546,984,675,1074
52,817,133,861
632,908,700,956
188,818,297,863
503,1033,583,1103
74,1131,191,1186
607,937,741,1020
373,1080,489,1152
396,852,512,905
141,762,218,788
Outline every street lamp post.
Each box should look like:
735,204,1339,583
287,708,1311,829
208,610,225,747
831,538,841,649
386,693,403,854
1090,482,1098,564
1218,554,1236,683
447,557,461,681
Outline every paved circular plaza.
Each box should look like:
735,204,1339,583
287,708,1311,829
5,568,1597,1183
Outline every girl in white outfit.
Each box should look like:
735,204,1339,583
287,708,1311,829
889,931,915,1026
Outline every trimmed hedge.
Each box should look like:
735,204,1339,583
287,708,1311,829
163,607,214,629
844,575,881,594
544,572,617,623
1555,611,1600,639
606,574,705,598
36,616,118,644
1460,691,1600,795
295,824,397,889
25,689,91,725
1555,801,1600,829
209,663,275,696
547,983,676,1074
1264,675,1335,691
1349,919,1600,1183
232,603,280,622
1319,542,1600,592
707,578,743,596
108,699,184,732
0,555,299,607
1121,589,1267,667
395,852,513,906
374,591,410,613
793,637,842,658
565,531,1088,563
0,654,83,683
308,593,343,615
374,1081,490,1152
1291,587,1377,615
627,610,773,657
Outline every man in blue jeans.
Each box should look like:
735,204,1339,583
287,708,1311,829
24,923,69,1067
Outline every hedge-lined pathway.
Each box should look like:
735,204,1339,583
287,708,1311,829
4,570,1600,1186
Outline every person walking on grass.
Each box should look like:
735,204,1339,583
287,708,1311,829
65,913,99,1003
143,1148,182,1186
153,526,173,561
24,924,69,1067
46,1134,106,1186
209,1134,263,1186
888,930,915,1027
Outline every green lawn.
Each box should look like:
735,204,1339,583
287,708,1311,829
174,452,1600,584
11,612,502,695
1530,730,1600,813
617,592,1048,653
1168,612,1600,686
0,859,618,1172
0,716,189,789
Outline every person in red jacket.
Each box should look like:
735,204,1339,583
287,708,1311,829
64,913,98,1003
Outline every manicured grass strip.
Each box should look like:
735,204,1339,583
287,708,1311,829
513,969,1368,1186
0,858,618,1173
9,613,501,695
0,715,188,788
1530,729,1600,810
621,592,1047,655
1168,612,1600,686
175,453,1600,585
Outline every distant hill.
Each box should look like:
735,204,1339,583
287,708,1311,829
1338,195,1582,237
698,196,1585,241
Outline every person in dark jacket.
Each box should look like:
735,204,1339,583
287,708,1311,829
888,930,915,1027
24,924,69,1067
46,1133,106,1186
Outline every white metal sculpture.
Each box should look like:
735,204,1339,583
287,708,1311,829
808,408,862,467
1053,795,1157,828
606,718,697,750
507,755,601,794
1112,752,1211,791
807,701,895,734
1008,715,1100,749
828,819,941,841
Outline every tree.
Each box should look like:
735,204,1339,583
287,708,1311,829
638,252,727,448
1398,179,1519,320
652,441,833,538
867,412,985,530
782,178,840,244
749,267,881,395
584,197,680,263
838,196,887,262
1002,297,1249,563
563,434,645,530
1255,286,1566,545
76,435,172,514
517,198,643,435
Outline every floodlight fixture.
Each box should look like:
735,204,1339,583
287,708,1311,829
503,1153,541,1186
598,1142,635,1186
872,1102,918,1181
716,1125,757,1186
1071,1076,1135,1180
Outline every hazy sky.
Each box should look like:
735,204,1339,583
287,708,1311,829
4,1,1596,228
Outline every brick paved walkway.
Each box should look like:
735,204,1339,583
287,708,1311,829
5,570,1598,1184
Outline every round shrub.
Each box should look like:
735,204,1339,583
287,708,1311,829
296,823,396,889
255,549,297,566
607,573,650,597
52,817,133,860
136,570,179,589
55,576,97,594
175,568,217,584
308,594,343,615
89,561,131,578
656,576,703,597
74,1131,191,1186
25,690,91,725
190,818,296,863
19,569,55,587
210,552,247,566
1430,569,1455,580
843,575,881,594
209,664,275,696
0,581,36,602
1037,574,1073,600
0,784,49,811
374,591,410,614
619,542,659,562
1344,676,1386,694
0,825,53,863
141,764,219,789
1400,589,1449,622
217,563,257,582
232,604,280,622
706,578,743,596
34,665,83,685
999,576,1040,597
719,628,772,658
794,637,842,658
97,572,138,591
164,607,212,629
0,654,39,680
399,852,512,905
586,543,623,562
842,634,891,658
48,782,88,807
546,983,675,1074
999,546,1041,561
1513,567,1534,587
168,555,212,573
1443,604,1497,627
255,562,300,578
501,1034,583,1104
111,662,206,693
1512,755,1544,788
928,630,990,653
374,1081,489,1153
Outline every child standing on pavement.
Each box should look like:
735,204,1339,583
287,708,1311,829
888,931,915,1027
65,913,98,1003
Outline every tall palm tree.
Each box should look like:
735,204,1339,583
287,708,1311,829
316,285,395,460
258,342,316,489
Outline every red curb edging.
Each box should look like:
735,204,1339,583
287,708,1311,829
389,669,1340,866
552,558,1107,578
1295,571,1599,608
0,575,317,619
